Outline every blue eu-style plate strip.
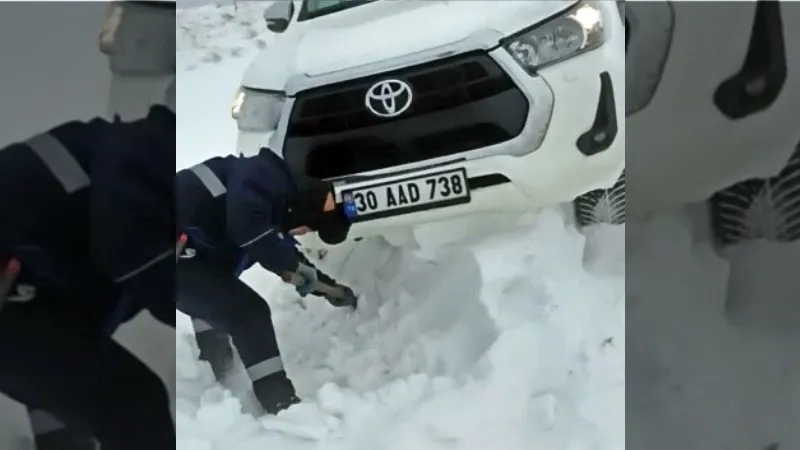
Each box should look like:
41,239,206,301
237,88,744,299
343,193,359,220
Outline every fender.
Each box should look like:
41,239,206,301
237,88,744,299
626,1,800,213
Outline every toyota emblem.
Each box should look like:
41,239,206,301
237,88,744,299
364,79,413,118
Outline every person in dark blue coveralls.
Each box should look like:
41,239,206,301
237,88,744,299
0,84,176,450
176,147,356,415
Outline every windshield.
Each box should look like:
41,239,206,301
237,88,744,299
298,0,378,21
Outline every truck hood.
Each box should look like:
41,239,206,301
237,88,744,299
242,0,577,89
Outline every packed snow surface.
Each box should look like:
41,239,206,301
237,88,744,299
626,212,800,450
175,210,625,450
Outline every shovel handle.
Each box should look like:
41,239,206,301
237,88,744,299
282,271,346,299
313,282,347,298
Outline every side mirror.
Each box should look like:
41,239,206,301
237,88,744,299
264,1,294,33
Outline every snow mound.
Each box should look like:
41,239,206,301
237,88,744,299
177,1,275,70
176,210,625,450
723,240,800,334
626,211,800,450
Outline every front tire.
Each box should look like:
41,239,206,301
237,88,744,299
573,170,626,228
709,143,800,247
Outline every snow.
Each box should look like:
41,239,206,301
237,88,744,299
177,4,624,450
627,211,800,450
175,211,625,450
178,3,799,450
177,1,274,71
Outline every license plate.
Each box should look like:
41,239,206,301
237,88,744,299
340,168,470,222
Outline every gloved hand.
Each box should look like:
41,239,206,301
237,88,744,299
294,263,318,297
325,285,358,308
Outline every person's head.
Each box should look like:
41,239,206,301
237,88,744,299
287,177,350,244
288,189,334,236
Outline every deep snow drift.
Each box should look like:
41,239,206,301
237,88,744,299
176,4,624,450
626,211,800,450
176,210,625,450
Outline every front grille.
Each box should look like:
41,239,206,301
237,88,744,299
284,51,529,179
303,123,511,178
289,52,516,137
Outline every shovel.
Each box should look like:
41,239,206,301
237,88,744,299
177,233,356,307
282,271,357,309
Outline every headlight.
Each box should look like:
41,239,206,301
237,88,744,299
230,88,285,132
99,3,124,54
231,88,245,119
503,1,605,73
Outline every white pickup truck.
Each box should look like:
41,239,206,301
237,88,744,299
626,1,800,246
232,0,626,244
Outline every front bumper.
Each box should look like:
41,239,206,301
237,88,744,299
237,1,625,240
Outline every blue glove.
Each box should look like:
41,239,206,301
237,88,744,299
325,285,358,308
295,263,318,297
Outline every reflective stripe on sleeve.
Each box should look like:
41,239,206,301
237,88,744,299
190,163,226,198
25,133,90,193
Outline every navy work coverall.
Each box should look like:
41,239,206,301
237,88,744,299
176,149,345,415
0,105,175,450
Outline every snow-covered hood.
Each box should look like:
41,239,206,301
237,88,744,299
242,0,577,90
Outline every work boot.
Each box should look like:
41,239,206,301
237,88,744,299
252,372,301,415
28,410,99,450
33,429,99,450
